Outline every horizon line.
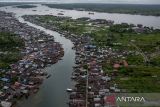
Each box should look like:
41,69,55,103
0,1,160,5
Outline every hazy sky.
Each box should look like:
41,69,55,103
0,0,160,4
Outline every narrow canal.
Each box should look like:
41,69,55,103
16,16,75,107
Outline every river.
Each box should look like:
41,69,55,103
16,17,76,107
0,3,160,107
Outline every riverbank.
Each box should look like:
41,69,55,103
0,11,64,107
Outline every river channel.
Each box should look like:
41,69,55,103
16,17,76,107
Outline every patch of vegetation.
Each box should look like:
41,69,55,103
0,32,24,68
16,5,37,8
126,55,144,65
114,66,160,92
150,55,160,66
36,15,89,35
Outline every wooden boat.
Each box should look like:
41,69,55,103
46,74,51,79
58,13,64,15
88,12,94,15
71,76,76,79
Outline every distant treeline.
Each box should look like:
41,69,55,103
0,2,24,7
0,2,38,7
16,5,37,8
43,3,160,16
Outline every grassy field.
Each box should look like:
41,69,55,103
115,66,160,92
0,32,24,68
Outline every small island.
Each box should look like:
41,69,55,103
16,5,37,8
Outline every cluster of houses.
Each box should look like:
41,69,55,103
90,19,114,26
114,23,155,34
66,34,124,107
0,11,64,107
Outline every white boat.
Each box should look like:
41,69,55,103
66,88,73,92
